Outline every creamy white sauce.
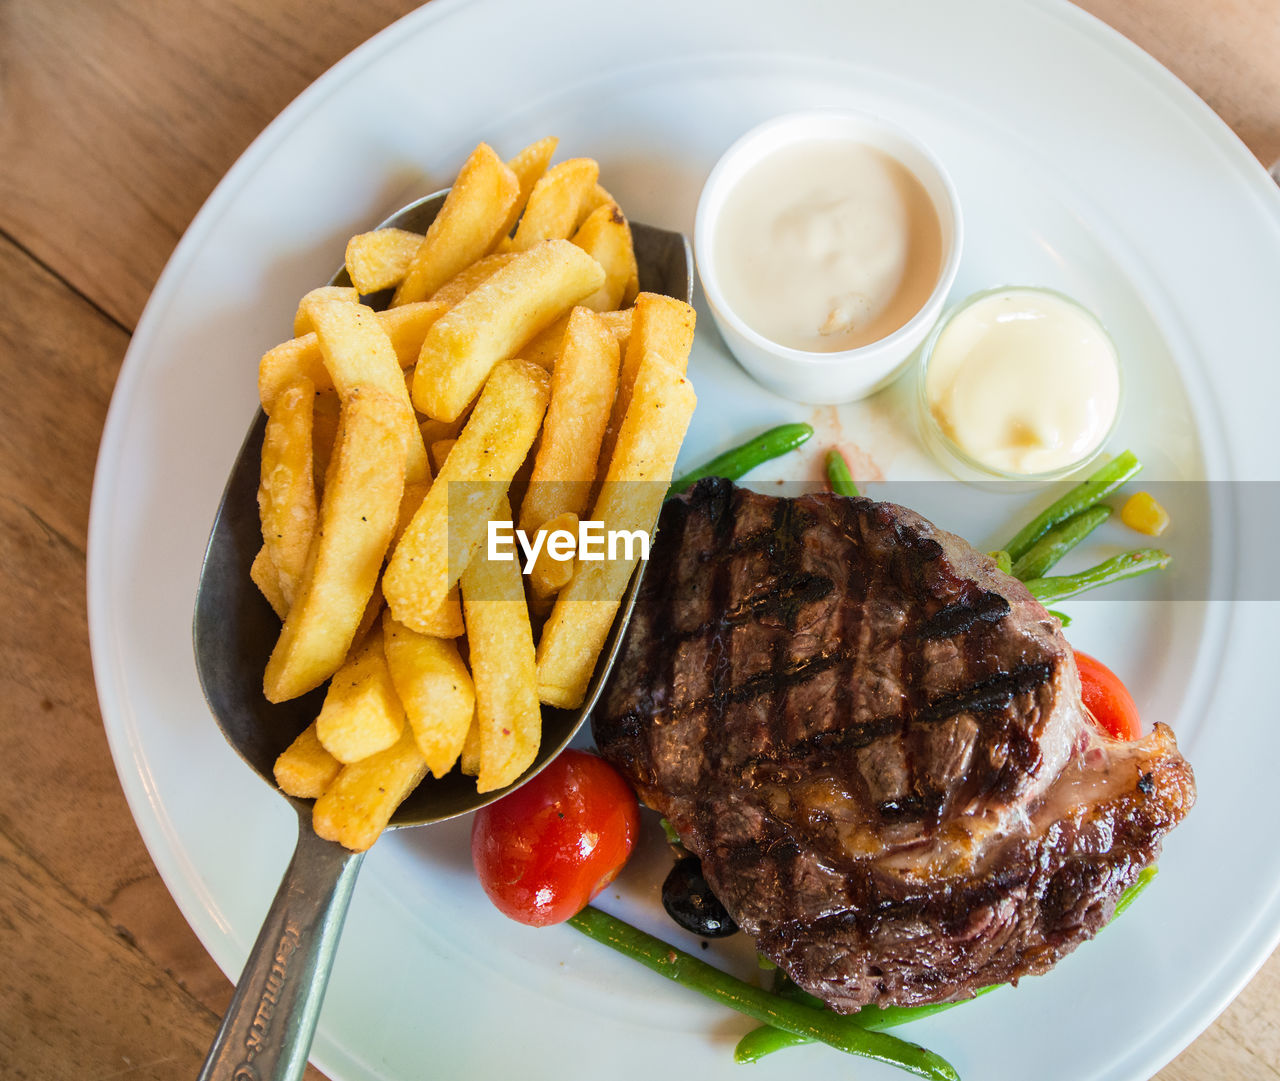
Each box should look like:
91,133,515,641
925,288,1120,476
713,139,943,352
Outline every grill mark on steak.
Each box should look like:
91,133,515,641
662,571,836,646
774,661,1051,756
916,591,1012,640
729,572,836,631
834,519,870,815
697,487,737,843
618,658,1054,778
594,479,1196,1012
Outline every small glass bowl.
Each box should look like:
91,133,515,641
915,286,1124,485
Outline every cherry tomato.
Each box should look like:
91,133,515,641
1074,650,1143,741
471,749,640,926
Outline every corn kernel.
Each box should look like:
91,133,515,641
1121,491,1169,536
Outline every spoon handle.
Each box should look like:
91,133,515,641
198,819,365,1081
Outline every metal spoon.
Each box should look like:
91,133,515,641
192,191,692,1081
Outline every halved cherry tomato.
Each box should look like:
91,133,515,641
471,749,640,926
1074,650,1142,741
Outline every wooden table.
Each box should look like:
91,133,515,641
1,2,1276,1078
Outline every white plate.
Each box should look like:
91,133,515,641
88,1,1280,1079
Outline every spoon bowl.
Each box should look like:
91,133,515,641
192,190,692,1080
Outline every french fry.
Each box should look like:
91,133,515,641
274,722,341,799
315,625,405,763
428,252,517,308
311,393,340,494
525,586,555,623
571,202,638,312
519,308,619,531
345,227,423,294
519,312,573,371
503,158,599,252
306,298,430,484
293,286,357,337
392,143,519,306
418,417,459,446
394,480,432,547
499,136,560,235
312,727,428,851
508,137,560,185
537,354,696,708
507,425,539,514
260,301,447,412
527,512,579,599
411,239,603,422
521,306,632,370
392,477,468,641
497,136,559,241
430,438,456,473
593,308,634,350
264,386,409,702
421,585,465,639
459,716,481,777
575,182,615,230
258,378,318,607
353,582,386,647
598,293,696,474
625,294,697,374
460,495,541,792
385,358,550,632
251,546,288,619
394,477,466,637
382,611,475,778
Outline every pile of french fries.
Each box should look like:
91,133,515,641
252,138,697,851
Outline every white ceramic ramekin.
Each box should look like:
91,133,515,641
694,110,963,404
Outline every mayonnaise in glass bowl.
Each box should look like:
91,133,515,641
694,110,963,404
917,286,1123,483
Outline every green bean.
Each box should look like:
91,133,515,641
1003,451,1141,562
1011,505,1112,581
734,1025,833,1062
734,988,997,1064
987,550,1012,575
658,817,683,847
1112,865,1158,919
825,449,860,497
844,986,1002,1033
1047,609,1073,627
567,906,959,1081
1024,548,1170,605
668,423,814,496
735,869,1157,1063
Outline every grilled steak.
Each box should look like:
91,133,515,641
594,479,1195,1012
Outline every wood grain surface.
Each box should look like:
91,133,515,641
0,2,1276,1078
